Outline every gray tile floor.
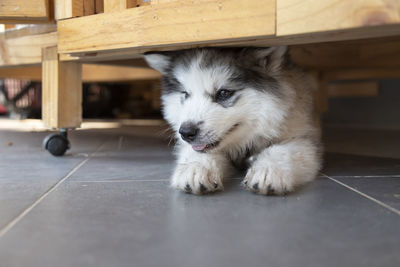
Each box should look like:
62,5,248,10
0,125,399,267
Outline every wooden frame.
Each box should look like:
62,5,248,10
54,0,96,20
0,0,400,130
57,0,276,55
0,65,161,81
56,0,400,61
277,0,400,36
0,0,52,24
0,25,57,66
42,46,82,129
103,0,137,13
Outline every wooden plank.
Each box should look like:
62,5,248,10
4,24,16,30
324,68,400,81
58,0,276,54
42,46,82,129
104,0,137,12
311,72,329,114
55,0,84,19
277,0,400,36
83,0,95,15
95,0,104,13
327,81,379,97
65,27,400,62
137,0,151,6
0,64,161,81
0,0,51,23
0,66,42,81
151,0,177,4
55,0,96,20
1,24,56,39
82,65,161,81
0,31,57,66
290,36,400,70
150,80,161,110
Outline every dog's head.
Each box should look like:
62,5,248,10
144,47,290,153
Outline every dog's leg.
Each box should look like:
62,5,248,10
243,138,321,195
171,144,230,194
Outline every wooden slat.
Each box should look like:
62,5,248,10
311,72,329,114
0,0,51,23
1,24,56,39
58,0,276,54
58,0,400,60
0,65,161,81
4,24,16,30
327,81,379,97
324,68,400,81
290,36,400,70
82,65,160,81
151,0,177,4
55,0,96,20
95,0,104,13
0,31,57,66
55,0,83,19
137,0,151,6
42,46,82,129
0,66,42,81
84,0,96,15
104,0,137,12
277,0,400,36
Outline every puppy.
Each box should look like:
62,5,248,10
145,47,321,195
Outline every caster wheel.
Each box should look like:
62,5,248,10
43,133,70,156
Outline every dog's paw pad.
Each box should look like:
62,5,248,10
184,184,192,193
199,183,207,193
243,166,292,196
213,181,219,189
252,183,259,191
171,163,223,195
267,184,275,195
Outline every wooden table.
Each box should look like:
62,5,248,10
1,0,400,130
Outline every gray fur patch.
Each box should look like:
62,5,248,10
159,47,287,99
215,92,242,108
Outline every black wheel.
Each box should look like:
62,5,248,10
43,133,70,156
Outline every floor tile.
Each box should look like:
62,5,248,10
0,178,398,267
1,125,400,267
323,153,400,177
334,176,400,210
0,130,106,229
68,131,174,182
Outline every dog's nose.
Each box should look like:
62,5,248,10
179,122,199,142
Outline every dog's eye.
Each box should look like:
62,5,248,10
215,89,234,102
181,91,189,99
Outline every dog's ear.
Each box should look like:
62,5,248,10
242,46,288,72
144,52,172,75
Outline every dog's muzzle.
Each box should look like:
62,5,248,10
179,122,199,143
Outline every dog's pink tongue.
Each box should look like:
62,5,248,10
192,144,207,151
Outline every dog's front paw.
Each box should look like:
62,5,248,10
171,163,223,194
243,165,293,195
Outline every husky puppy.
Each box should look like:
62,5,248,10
145,47,321,195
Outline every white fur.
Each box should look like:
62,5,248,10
145,47,321,195
171,144,230,194
244,138,320,194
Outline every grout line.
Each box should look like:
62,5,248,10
323,175,400,178
0,142,107,239
117,136,124,151
321,173,400,216
76,179,170,183
71,178,244,183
